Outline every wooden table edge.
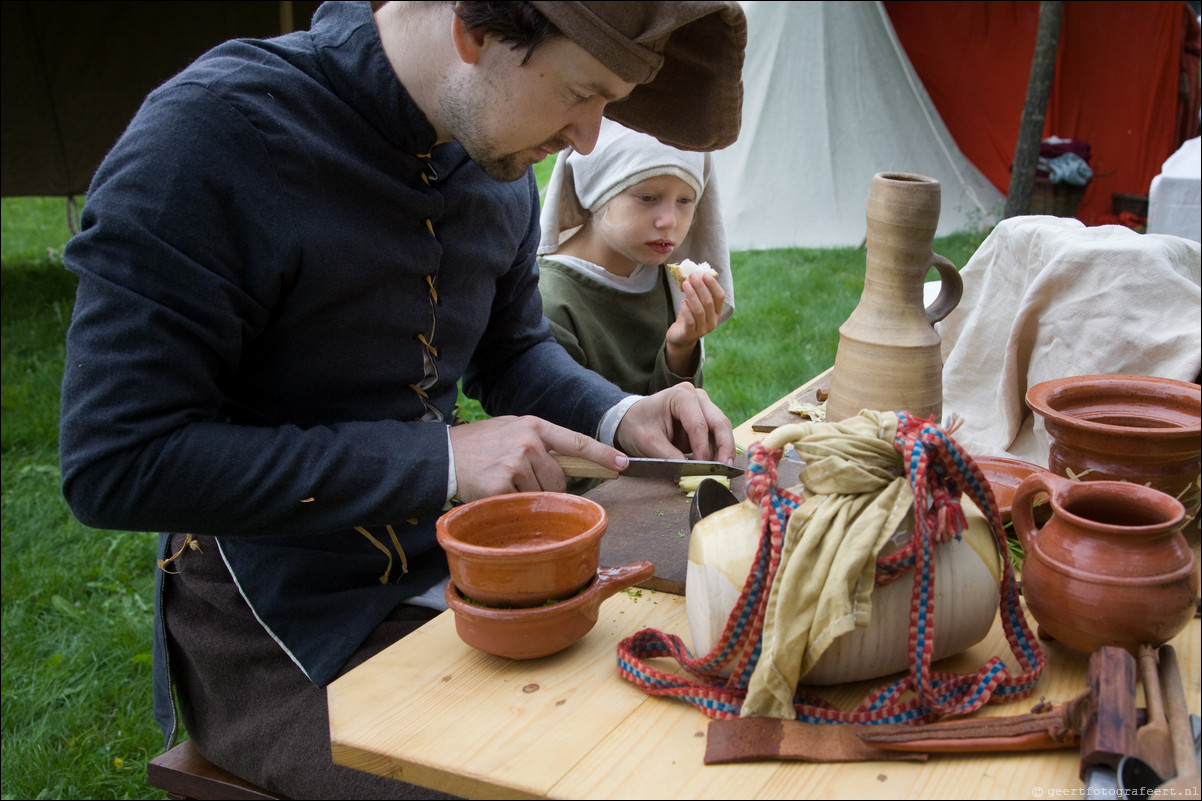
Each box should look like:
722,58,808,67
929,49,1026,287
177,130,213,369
732,367,833,449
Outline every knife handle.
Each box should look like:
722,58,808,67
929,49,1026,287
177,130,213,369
553,454,619,480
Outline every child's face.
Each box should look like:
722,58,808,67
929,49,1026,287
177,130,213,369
594,175,698,269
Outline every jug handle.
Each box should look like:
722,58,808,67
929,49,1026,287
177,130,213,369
1011,472,1067,551
924,253,963,325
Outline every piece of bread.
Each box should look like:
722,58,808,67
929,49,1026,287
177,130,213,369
667,259,718,289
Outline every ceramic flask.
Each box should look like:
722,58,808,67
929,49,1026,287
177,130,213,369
826,172,962,423
1012,472,1197,655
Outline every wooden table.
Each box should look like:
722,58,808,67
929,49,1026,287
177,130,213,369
732,367,833,450
328,378,1202,800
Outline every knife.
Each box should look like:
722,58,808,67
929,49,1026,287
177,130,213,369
553,453,743,481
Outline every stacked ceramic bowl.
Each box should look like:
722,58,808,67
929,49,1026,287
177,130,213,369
436,492,652,659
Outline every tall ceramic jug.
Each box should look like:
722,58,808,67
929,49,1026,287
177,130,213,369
825,173,962,423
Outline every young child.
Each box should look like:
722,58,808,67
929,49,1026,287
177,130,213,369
538,119,735,397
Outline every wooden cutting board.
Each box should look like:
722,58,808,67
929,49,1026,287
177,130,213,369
592,455,803,596
592,476,694,595
749,367,833,434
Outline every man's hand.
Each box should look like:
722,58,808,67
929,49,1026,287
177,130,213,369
614,383,735,465
449,416,628,503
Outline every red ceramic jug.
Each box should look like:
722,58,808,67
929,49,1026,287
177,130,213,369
1012,472,1197,655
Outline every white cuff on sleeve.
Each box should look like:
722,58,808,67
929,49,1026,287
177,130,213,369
599,395,642,446
444,425,458,510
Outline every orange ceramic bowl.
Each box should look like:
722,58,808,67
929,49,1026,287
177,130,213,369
972,455,1045,524
436,492,608,609
444,562,654,660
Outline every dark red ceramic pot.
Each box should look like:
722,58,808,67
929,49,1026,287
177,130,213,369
1026,374,1201,528
972,455,1046,525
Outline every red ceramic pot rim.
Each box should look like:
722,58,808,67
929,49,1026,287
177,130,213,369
1026,374,1201,435
436,491,608,557
1044,477,1187,532
972,455,1043,477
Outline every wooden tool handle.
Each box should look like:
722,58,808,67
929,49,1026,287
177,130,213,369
1139,645,1166,722
1138,643,1176,780
1079,645,1138,776
552,454,619,480
1159,644,1198,779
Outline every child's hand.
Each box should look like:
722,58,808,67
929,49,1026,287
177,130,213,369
664,271,725,374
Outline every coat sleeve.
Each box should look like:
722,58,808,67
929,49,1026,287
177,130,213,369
59,84,454,538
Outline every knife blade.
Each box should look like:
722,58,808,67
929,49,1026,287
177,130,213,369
553,454,743,481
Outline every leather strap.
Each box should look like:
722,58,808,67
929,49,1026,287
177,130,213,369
704,718,929,764
705,702,1082,764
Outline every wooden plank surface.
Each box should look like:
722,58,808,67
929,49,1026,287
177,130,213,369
749,367,833,433
329,589,1202,800
732,368,833,449
330,369,1201,799
330,589,686,799
148,739,288,800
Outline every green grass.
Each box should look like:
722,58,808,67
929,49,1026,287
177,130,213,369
2,197,166,800
1,188,991,800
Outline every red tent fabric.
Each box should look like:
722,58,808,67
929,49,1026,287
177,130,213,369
883,1,1197,226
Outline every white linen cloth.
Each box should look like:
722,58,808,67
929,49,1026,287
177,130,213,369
936,215,1201,467
1147,136,1201,243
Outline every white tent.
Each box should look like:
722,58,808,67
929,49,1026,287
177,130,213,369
713,1,1004,250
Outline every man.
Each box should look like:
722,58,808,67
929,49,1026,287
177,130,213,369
58,2,746,797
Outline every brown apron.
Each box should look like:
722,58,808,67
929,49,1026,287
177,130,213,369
162,533,458,800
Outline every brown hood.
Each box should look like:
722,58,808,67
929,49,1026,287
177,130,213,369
530,1,746,152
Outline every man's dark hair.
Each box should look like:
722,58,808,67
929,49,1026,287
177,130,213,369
452,1,561,65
